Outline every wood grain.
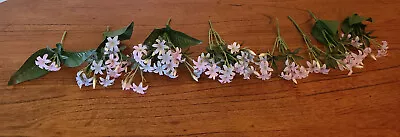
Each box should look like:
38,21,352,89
1,0,400,136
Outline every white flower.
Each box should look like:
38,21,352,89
166,70,178,79
164,61,178,73
152,39,169,56
153,61,166,75
218,73,233,84
82,73,93,86
351,36,363,48
227,42,240,54
222,65,235,76
76,71,84,89
243,66,255,79
121,80,132,90
171,47,184,63
140,60,154,72
91,60,106,75
132,82,148,94
234,62,245,75
256,71,272,80
205,63,220,80
107,68,121,78
218,65,235,84
193,56,208,72
320,64,330,75
306,60,320,73
256,60,273,80
377,41,389,58
295,66,309,79
47,62,61,71
132,44,147,57
158,50,172,64
104,36,120,55
99,75,115,87
259,61,273,73
105,54,120,69
105,36,120,49
35,54,51,69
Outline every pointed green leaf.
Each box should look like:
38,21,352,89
63,49,95,67
349,14,372,25
166,29,202,48
143,28,165,46
96,22,134,59
103,22,134,41
8,49,53,85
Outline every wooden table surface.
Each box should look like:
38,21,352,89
1,0,399,136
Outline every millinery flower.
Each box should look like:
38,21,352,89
99,75,115,87
205,63,220,80
152,39,168,56
105,36,120,49
132,82,148,94
193,55,208,72
153,61,166,75
228,42,240,54
351,36,363,48
121,80,132,90
104,36,120,55
158,50,172,64
91,60,105,75
105,54,120,69
47,62,61,71
132,44,148,57
35,54,51,69
377,41,389,58
140,60,154,72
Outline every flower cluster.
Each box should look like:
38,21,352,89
35,54,61,71
338,48,370,75
280,60,309,84
193,22,261,83
76,36,129,90
254,55,274,80
133,38,184,78
306,60,329,74
194,45,258,84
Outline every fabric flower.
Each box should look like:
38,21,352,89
35,54,51,69
91,60,106,75
153,61,166,75
152,39,169,56
99,75,115,87
132,44,148,57
105,54,120,69
47,62,61,71
227,42,240,54
205,63,220,80
132,82,148,94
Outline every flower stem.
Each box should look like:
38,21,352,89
166,17,172,26
307,10,318,21
60,31,67,44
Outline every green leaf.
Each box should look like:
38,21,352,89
143,28,165,46
166,29,202,48
96,22,135,59
320,20,339,35
63,49,95,67
341,18,351,34
103,22,134,41
8,49,53,85
143,25,201,49
349,14,372,25
312,20,339,45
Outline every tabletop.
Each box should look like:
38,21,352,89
1,0,399,136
